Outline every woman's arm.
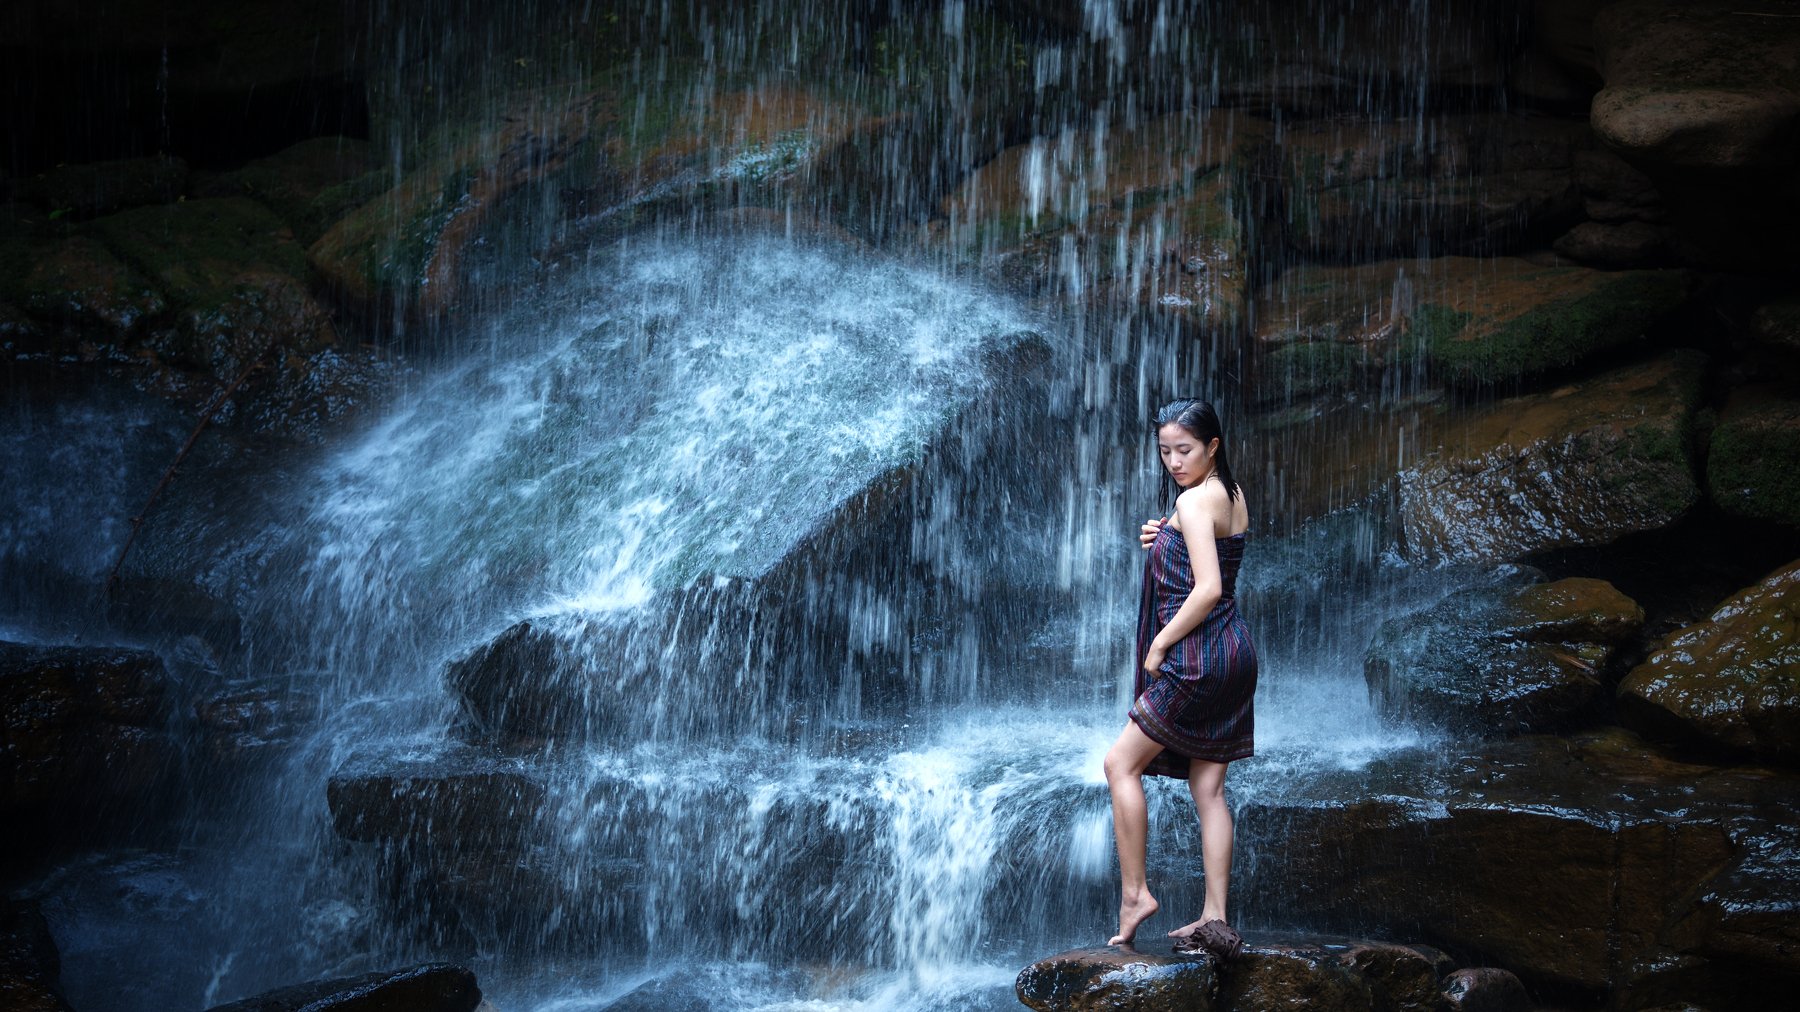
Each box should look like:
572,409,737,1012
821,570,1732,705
1143,486,1226,671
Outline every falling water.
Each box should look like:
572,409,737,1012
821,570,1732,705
0,1,1544,1008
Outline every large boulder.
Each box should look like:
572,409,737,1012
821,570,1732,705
1706,386,1800,530
1589,1,1800,268
1591,1,1800,171
1236,726,1800,1005
1616,559,1800,762
0,640,178,860
1365,577,1645,735
1397,350,1706,564
204,963,481,1012
190,137,380,246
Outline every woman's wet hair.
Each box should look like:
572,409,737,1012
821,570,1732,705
1155,398,1240,503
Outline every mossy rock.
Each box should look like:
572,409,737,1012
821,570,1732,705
1365,577,1644,735
82,197,333,373
12,155,188,219
1618,558,1800,762
194,137,381,246
1417,265,1692,385
12,235,168,343
1398,349,1706,563
1707,386,1800,529
1260,341,1370,399
1252,256,1692,394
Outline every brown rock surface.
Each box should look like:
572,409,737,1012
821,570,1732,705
1617,559,1800,761
1237,726,1800,1003
1364,577,1644,735
1397,350,1705,564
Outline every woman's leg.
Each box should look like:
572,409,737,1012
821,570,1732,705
1103,719,1166,945
1168,757,1233,938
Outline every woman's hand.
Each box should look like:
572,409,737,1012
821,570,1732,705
1139,516,1166,550
1143,640,1168,673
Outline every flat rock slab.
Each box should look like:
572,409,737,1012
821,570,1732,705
1016,943,1219,1011
1018,934,1456,1011
205,962,480,1012
1236,726,1800,1004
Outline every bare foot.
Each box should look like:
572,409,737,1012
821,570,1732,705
1167,910,1226,940
1108,890,1160,946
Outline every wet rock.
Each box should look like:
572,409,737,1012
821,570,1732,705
11,156,188,219
1015,943,1218,1012
1439,967,1530,1011
191,137,380,246
1365,577,1644,735
0,640,178,859
1251,257,1692,395
194,679,316,763
204,962,481,1012
0,900,73,1012
1018,935,1447,1012
1706,386,1800,530
1552,220,1672,268
326,744,546,847
1616,559,1800,762
1278,116,1589,261
933,110,1269,332
1236,726,1800,1002
1592,1,1800,171
1397,351,1705,564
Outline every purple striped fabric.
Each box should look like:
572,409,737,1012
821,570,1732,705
1128,523,1258,779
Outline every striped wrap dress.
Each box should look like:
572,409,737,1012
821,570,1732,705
1129,521,1257,779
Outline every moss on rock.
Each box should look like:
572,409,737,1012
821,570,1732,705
1708,386,1800,529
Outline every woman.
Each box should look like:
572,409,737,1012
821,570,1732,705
1102,398,1257,960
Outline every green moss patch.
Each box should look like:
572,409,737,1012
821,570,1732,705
1708,388,1800,529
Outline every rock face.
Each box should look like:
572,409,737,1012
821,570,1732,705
0,640,177,860
1236,727,1800,1005
204,962,481,1012
1616,559,1800,762
1397,351,1705,564
1365,577,1644,735
1707,386,1800,529
1277,116,1589,261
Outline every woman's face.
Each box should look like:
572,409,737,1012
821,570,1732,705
1157,422,1216,488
